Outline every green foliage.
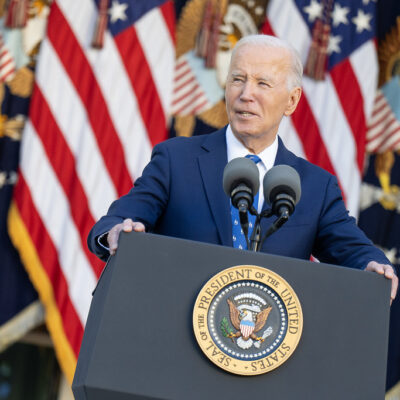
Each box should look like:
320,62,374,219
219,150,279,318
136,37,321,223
220,317,233,337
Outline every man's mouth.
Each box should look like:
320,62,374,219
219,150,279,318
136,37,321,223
236,111,256,117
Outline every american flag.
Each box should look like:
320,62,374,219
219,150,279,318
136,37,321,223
264,0,377,216
9,0,175,382
8,0,378,383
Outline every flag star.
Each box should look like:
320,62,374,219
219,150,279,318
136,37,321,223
332,3,349,27
234,219,238,225
362,0,377,5
239,245,243,249
352,9,372,33
233,235,236,241
303,0,323,23
108,0,128,24
327,34,342,54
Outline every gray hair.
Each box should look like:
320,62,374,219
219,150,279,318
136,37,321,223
231,34,303,90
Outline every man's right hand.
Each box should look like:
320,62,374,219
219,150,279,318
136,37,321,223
107,218,145,255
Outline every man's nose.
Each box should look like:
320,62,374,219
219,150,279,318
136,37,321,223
239,82,255,101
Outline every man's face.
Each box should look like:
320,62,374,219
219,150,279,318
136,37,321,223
225,45,301,148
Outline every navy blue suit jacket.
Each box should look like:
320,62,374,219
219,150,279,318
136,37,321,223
88,127,388,268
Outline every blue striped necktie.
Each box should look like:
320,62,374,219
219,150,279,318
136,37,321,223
231,154,261,250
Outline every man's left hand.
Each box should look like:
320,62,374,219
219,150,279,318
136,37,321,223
366,261,398,305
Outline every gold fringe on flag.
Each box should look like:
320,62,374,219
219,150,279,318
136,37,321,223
4,0,29,28
92,0,110,49
8,202,77,383
304,0,333,81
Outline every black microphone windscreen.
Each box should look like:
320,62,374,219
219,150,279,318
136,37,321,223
263,165,301,205
223,157,260,197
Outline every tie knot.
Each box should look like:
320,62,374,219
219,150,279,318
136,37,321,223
245,154,261,164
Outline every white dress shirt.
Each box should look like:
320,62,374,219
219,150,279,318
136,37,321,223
226,125,278,212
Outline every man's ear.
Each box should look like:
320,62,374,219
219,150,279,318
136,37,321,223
284,87,302,116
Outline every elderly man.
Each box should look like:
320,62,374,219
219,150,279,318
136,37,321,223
88,35,398,302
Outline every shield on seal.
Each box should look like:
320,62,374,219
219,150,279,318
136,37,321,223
240,319,255,339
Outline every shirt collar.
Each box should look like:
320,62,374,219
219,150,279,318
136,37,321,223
226,124,278,171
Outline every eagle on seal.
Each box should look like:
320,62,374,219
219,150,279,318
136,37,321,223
227,298,272,343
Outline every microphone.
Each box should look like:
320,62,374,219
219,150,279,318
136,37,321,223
223,157,260,238
263,165,301,218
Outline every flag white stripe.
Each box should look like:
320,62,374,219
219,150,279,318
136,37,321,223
349,41,378,121
172,80,199,104
174,64,191,81
368,115,398,141
367,123,400,152
369,107,392,129
174,92,209,115
268,0,311,64
136,7,175,118
172,86,204,110
278,116,306,159
36,38,117,220
58,0,153,181
380,128,400,151
20,121,96,325
302,75,361,214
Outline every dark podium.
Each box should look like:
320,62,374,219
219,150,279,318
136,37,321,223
72,232,391,400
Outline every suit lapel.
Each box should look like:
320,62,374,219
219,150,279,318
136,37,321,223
260,136,298,212
260,137,299,240
197,128,232,247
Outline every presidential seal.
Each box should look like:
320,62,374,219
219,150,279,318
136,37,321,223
193,265,303,375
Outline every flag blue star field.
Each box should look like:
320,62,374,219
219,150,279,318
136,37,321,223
262,0,378,216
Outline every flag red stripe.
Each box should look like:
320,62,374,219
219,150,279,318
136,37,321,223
368,117,397,142
160,0,175,44
174,76,195,94
291,97,337,175
48,3,133,196
13,175,84,357
368,109,392,131
369,135,400,153
174,68,191,83
192,99,208,114
1,69,15,81
115,27,167,146
172,83,200,105
372,119,398,146
29,84,104,278
175,59,188,71
371,100,387,117
330,59,366,172
0,58,13,68
174,91,204,114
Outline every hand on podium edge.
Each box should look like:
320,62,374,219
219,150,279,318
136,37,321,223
365,261,398,305
107,218,146,256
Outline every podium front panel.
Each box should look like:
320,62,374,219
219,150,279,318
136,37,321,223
73,232,390,400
